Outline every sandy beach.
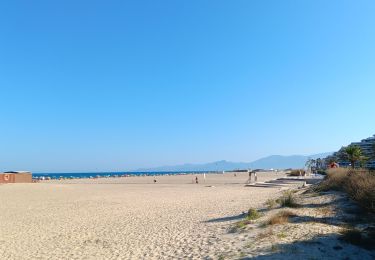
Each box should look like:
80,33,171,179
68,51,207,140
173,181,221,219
0,172,289,259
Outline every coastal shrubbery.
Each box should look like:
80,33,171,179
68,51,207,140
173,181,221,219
247,208,262,220
264,191,299,209
266,210,295,225
265,198,278,209
278,190,299,208
316,168,375,213
287,169,305,176
233,208,262,230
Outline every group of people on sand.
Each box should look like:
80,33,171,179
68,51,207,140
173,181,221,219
155,172,258,185
247,170,258,184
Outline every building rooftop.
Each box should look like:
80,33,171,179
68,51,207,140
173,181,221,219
1,171,32,174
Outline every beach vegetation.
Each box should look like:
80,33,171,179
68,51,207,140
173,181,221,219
235,220,250,229
279,191,299,208
233,208,262,230
266,210,295,226
287,169,304,177
265,198,278,209
247,208,262,220
316,168,375,212
344,145,363,169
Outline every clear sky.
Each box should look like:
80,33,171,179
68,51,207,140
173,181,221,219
1,1,375,172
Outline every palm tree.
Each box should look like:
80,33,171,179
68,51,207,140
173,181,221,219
344,145,363,169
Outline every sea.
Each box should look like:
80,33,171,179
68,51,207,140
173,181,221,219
32,171,217,180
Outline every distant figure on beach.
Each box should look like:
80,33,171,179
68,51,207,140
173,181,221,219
234,173,237,177
247,171,253,184
153,178,157,183
254,172,257,182
195,176,199,184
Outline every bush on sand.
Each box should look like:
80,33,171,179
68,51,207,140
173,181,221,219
266,210,295,226
247,208,262,220
279,191,299,208
287,169,305,177
316,168,375,213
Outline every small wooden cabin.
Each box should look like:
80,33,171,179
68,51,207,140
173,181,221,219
0,171,32,183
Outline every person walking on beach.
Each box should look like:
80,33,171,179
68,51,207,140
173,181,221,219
247,171,253,184
254,172,258,183
195,176,199,184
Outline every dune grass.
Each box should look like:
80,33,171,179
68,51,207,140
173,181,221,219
265,210,295,226
265,198,278,209
316,168,375,213
247,208,262,220
279,191,299,208
287,169,305,176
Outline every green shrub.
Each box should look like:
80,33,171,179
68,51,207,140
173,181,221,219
279,191,299,208
247,208,262,220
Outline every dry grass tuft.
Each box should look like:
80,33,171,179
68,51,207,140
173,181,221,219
266,210,295,226
279,191,299,208
315,168,348,192
265,198,278,209
287,169,305,176
316,168,375,212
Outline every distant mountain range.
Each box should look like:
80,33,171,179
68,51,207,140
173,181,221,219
135,152,332,172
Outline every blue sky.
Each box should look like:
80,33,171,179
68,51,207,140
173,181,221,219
1,1,375,172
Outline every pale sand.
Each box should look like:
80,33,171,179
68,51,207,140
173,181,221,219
228,183,375,259
0,172,287,259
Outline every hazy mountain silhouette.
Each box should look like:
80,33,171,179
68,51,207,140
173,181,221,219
135,152,332,172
